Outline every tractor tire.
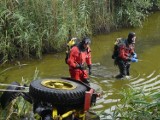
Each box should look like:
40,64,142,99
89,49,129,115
29,78,87,108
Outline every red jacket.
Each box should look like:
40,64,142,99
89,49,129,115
119,44,134,61
67,46,92,69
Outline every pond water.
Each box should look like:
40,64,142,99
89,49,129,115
0,11,160,119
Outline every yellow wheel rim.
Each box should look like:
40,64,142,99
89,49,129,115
41,79,76,90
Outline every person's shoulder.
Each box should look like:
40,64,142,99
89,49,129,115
70,45,79,51
119,40,127,48
115,38,125,46
115,38,125,44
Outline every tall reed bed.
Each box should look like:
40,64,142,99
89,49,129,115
0,0,157,63
0,0,116,63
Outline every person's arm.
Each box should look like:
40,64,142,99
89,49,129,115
86,47,92,65
130,46,135,56
130,47,138,62
86,47,92,75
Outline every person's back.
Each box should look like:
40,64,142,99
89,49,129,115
112,38,126,60
65,38,79,64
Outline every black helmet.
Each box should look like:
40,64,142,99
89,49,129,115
127,32,136,44
81,37,91,45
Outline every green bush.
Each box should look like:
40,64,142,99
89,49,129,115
113,87,160,120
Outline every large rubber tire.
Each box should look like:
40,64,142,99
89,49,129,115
29,78,87,108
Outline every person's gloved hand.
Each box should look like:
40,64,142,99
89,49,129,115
76,64,85,70
89,68,92,75
88,65,92,75
131,57,138,62
83,79,90,84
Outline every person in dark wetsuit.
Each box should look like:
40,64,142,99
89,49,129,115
115,32,138,79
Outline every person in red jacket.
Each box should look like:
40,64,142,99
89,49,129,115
116,32,138,79
67,37,92,84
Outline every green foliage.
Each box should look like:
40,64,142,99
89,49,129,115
157,0,160,7
0,0,158,62
0,97,32,120
89,0,115,34
112,87,160,120
15,96,32,117
115,0,152,27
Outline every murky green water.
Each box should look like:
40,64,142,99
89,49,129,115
0,11,160,119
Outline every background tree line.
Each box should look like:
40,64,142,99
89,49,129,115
0,0,159,63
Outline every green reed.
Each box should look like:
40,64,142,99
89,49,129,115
0,0,159,63
112,87,160,120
